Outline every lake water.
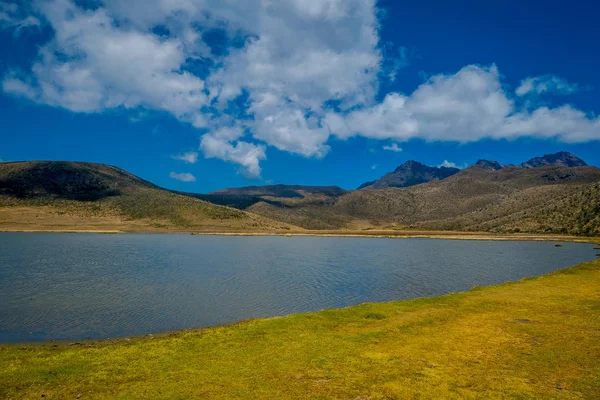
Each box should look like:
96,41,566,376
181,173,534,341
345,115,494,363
0,233,597,342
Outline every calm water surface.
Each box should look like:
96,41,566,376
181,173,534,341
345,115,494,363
0,233,597,342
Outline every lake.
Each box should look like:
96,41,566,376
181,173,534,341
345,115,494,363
0,233,597,342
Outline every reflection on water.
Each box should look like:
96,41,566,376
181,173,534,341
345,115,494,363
0,233,596,342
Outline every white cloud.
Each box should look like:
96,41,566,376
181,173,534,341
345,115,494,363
0,2,40,33
3,0,208,116
2,72,38,99
438,160,460,169
326,65,600,143
371,164,377,169
173,152,198,164
169,172,196,182
516,75,580,97
2,0,378,176
382,45,409,82
2,1,600,177
200,135,266,179
382,143,403,152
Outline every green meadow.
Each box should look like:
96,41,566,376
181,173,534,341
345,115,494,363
2,257,599,399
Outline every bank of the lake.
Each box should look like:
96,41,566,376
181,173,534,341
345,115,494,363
2,235,596,342
2,257,599,399
2,226,600,245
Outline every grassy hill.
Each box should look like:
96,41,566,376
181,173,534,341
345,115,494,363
217,165,600,235
2,159,599,235
0,161,295,232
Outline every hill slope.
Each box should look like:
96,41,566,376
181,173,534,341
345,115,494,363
0,161,295,232
210,160,600,235
3,154,599,235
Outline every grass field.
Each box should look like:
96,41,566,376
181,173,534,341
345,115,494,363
1,258,599,399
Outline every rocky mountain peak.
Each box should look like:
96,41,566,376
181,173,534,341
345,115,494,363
474,159,503,170
520,152,587,169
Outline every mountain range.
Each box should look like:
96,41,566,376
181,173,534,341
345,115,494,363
357,151,587,189
0,152,598,235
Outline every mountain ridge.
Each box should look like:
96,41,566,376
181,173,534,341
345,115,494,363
1,152,598,235
520,151,587,169
358,160,460,190
355,152,589,190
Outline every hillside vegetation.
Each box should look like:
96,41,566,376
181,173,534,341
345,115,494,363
2,257,599,399
228,165,600,235
0,161,294,232
2,154,599,236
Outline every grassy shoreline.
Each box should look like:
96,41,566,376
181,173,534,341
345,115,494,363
1,226,599,245
2,256,599,399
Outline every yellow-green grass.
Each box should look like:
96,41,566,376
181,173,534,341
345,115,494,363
2,259,600,399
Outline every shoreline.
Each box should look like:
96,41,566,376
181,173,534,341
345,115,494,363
1,227,599,244
2,258,599,398
4,248,599,347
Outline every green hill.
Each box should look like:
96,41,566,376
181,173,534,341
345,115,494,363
0,161,295,232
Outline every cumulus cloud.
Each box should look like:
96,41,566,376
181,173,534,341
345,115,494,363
173,152,199,164
200,134,266,178
1,0,599,176
382,143,403,152
438,160,461,169
3,0,208,116
326,65,600,143
2,0,379,176
169,172,196,182
516,75,580,97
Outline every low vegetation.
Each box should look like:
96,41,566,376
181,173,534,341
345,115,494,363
239,166,600,235
0,161,294,232
2,257,599,399
1,160,599,235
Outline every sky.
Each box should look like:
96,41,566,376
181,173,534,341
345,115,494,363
1,0,599,192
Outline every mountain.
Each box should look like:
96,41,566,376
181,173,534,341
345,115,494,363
358,152,587,190
179,185,346,212
2,153,599,236
198,152,600,235
358,160,460,189
520,151,587,169
0,161,156,200
0,161,294,232
474,159,503,170
240,164,600,234
211,184,347,198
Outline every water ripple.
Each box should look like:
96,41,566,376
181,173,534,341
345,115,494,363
0,233,596,342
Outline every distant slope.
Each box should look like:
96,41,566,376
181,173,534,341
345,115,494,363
179,184,347,212
358,160,460,189
200,153,600,235
0,161,296,232
211,184,347,198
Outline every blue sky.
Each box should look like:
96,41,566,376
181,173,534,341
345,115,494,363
1,0,599,192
